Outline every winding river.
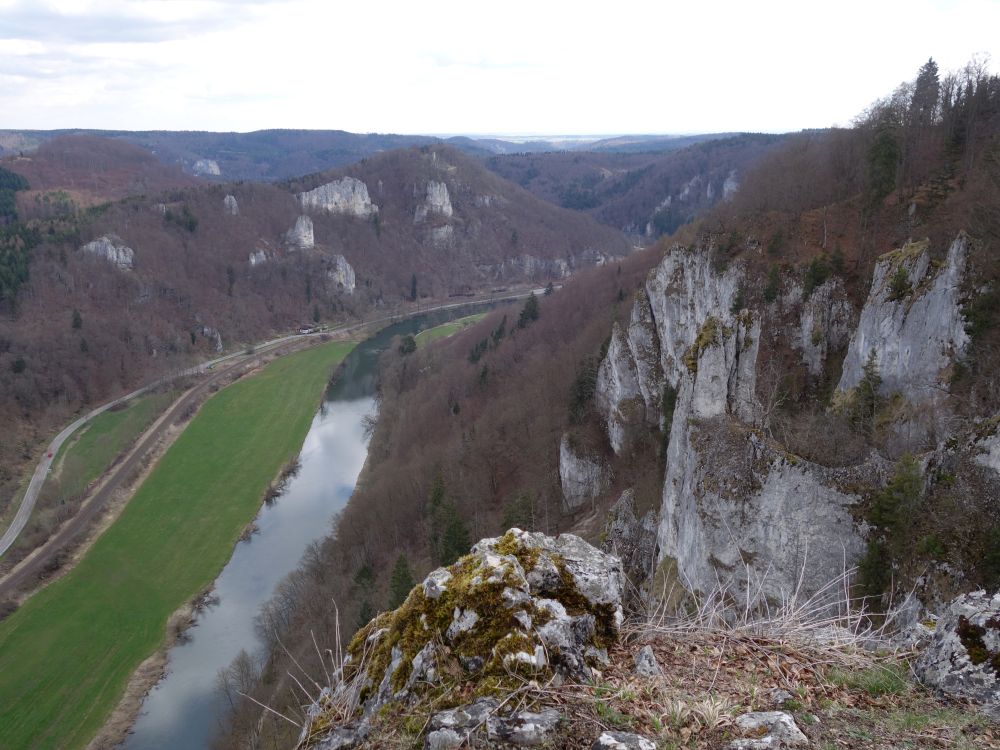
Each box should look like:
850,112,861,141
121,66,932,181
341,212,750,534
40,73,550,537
122,305,498,749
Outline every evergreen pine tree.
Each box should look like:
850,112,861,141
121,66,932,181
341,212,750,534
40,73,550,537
517,292,539,329
439,504,470,565
387,554,415,609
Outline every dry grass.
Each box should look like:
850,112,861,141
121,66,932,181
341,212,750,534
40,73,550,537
293,568,999,749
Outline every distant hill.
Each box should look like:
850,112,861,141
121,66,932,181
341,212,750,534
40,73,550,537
2,136,199,205
0,142,629,523
0,129,746,183
584,132,742,154
486,133,787,236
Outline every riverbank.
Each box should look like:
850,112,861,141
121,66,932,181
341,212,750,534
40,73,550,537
0,340,354,750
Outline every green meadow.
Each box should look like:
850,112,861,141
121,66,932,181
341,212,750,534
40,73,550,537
0,340,353,750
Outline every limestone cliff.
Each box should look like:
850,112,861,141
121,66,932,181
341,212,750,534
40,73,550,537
414,180,453,223
837,235,969,400
80,235,135,270
558,434,609,512
594,234,979,605
299,176,378,218
326,254,356,294
286,215,314,250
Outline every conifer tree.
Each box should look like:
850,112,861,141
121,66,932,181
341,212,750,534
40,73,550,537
387,554,415,609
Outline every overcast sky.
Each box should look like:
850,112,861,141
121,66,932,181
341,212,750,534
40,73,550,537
0,0,996,135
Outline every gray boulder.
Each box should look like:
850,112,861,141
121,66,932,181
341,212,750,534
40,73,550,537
486,708,561,746
728,711,808,749
916,590,1000,719
633,645,662,677
593,732,658,750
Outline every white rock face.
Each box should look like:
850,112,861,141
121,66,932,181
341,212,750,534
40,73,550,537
973,423,1000,476
596,323,642,454
414,180,454,223
644,247,743,386
327,254,355,294
248,248,268,267
298,177,377,218
916,590,1000,720
722,170,739,200
838,234,969,397
223,194,239,216
795,278,855,375
596,290,664,453
193,158,221,176
559,434,609,512
80,236,135,270
286,215,314,250
594,245,868,604
199,325,223,352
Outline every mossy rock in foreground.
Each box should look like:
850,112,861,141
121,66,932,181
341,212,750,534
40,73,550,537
302,529,624,747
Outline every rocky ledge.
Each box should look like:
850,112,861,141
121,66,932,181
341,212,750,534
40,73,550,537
299,529,625,748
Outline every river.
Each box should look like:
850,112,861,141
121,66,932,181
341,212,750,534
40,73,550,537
122,305,500,749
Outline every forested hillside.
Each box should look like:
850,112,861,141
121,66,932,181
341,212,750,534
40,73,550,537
219,56,1000,747
0,141,628,569
486,133,785,236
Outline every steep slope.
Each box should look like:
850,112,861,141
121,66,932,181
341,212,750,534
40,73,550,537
486,133,785,237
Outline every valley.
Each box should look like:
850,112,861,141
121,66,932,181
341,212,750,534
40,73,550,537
0,21,998,750
0,338,354,749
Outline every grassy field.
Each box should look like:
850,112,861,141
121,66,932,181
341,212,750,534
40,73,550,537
1,392,173,549
414,313,487,347
46,390,177,503
0,340,353,750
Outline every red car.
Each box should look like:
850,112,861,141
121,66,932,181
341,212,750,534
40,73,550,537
47,451,53,458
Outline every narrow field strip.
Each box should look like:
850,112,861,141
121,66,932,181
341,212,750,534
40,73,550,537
0,340,354,750
414,312,487,347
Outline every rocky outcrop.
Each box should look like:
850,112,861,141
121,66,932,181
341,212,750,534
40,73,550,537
837,234,969,399
795,278,854,376
644,247,743,386
198,325,223,352
326,254,355,294
80,235,135,270
299,177,378,218
595,324,641,454
916,590,1000,720
722,170,739,200
480,249,609,282
248,248,269,267
223,194,239,215
286,215,314,250
603,489,657,590
596,290,663,453
595,245,872,604
299,530,624,748
660,419,871,603
593,732,658,750
974,421,1000,476
192,158,220,176
727,712,808,749
559,435,609,512
414,180,454,223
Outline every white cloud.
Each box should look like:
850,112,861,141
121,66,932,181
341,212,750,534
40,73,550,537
0,0,996,133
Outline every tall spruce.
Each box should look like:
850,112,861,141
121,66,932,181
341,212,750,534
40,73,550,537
387,554,415,609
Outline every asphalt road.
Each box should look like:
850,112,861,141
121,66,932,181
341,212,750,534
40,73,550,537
0,287,543,597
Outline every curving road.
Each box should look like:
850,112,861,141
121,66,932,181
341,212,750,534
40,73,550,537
0,288,543,591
